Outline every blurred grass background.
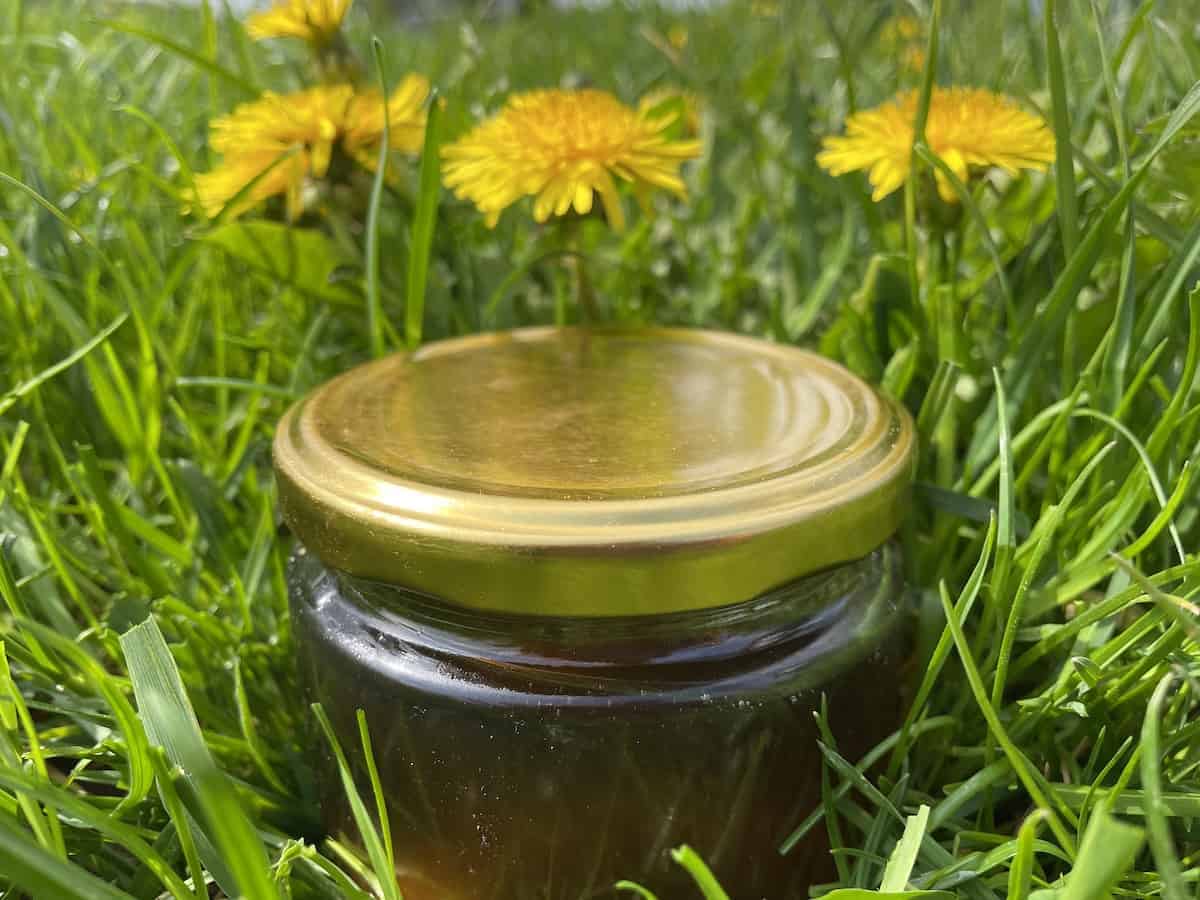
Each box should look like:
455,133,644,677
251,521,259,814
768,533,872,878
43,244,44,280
2,0,1200,897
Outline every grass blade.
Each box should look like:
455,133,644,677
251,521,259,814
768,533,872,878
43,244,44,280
615,881,660,900
1006,811,1047,900
970,83,1200,468
0,643,64,858
783,716,957,853
1144,78,1200,160
0,766,194,900
1045,0,1078,256
406,88,443,349
356,709,394,866
939,580,1076,857
16,621,154,813
891,517,997,775
1146,286,1200,459
147,746,208,900
1059,810,1144,900
993,444,1116,712
916,360,960,440
1071,409,1186,564
0,171,105,258
1139,674,1187,900
669,845,731,900
880,805,930,892
788,197,857,339
120,618,279,900
101,19,259,96
0,314,128,417
0,814,137,900
904,0,941,308
365,38,391,359
1089,0,1135,413
234,656,288,795
311,703,401,900
992,369,1015,594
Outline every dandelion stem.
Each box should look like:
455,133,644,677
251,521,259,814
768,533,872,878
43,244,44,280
563,219,598,323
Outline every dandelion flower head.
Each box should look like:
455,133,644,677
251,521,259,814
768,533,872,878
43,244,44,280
195,76,428,220
879,14,921,44
247,0,352,45
878,14,926,72
441,88,702,230
817,87,1055,202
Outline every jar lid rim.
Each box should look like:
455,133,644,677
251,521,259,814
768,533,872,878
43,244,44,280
273,327,914,616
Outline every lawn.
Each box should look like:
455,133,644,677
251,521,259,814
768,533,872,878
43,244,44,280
1,0,1199,897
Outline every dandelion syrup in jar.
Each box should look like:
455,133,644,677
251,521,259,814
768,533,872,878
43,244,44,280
274,327,916,899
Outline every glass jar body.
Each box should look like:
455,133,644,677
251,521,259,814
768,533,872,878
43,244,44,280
289,542,909,900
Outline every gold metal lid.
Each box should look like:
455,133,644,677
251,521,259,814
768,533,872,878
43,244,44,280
274,327,914,616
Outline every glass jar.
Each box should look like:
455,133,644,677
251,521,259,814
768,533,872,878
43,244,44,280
275,328,915,899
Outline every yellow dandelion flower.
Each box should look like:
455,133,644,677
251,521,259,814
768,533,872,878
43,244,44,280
194,149,312,222
878,15,926,73
901,44,927,73
879,14,921,44
441,88,702,231
195,76,429,220
342,73,430,166
246,0,352,45
667,25,689,51
817,87,1055,203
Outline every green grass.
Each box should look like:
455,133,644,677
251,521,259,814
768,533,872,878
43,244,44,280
1,0,1200,897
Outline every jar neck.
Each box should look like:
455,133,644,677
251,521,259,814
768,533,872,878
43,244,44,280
332,544,897,673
